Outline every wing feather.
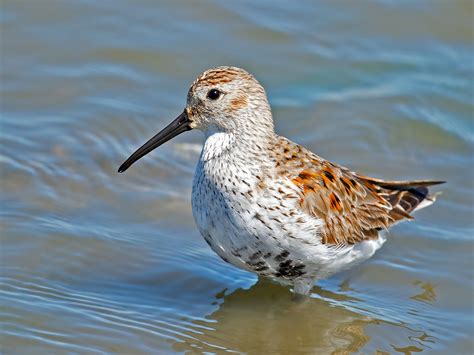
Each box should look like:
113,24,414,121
272,136,444,246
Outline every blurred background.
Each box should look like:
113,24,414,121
1,0,473,353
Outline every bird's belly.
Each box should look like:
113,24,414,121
191,186,266,272
191,172,386,283
191,180,324,281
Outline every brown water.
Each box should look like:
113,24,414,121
1,0,473,354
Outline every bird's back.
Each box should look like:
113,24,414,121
269,135,444,247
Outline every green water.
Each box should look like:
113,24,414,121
1,0,473,353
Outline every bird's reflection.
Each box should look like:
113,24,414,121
173,279,376,354
410,280,437,304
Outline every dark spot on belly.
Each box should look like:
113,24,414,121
246,259,269,273
231,246,247,258
249,251,262,260
275,250,290,262
253,212,273,231
249,260,266,267
275,260,306,279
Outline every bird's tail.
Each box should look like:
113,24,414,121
359,176,445,222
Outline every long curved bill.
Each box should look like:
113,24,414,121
118,110,192,173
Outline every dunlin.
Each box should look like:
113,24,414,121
119,66,443,295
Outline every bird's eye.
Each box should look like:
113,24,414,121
206,89,221,100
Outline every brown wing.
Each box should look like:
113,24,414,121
291,164,390,245
273,137,444,246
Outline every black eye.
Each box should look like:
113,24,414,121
207,89,221,100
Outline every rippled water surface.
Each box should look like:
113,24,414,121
1,0,473,353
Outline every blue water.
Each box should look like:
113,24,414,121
1,0,473,353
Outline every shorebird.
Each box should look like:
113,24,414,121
119,66,443,295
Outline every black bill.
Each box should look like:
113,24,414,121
118,110,192,173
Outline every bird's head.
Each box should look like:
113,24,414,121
119,66,273,173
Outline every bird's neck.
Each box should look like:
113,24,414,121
200,129,275,162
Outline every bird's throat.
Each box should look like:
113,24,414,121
201,131,237,161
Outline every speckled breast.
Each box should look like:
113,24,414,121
190,158,315,283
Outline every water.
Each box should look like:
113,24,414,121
1,0,473,353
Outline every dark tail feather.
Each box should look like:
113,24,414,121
360,176,445,223
360,177,445,190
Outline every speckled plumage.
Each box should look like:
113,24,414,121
119,66,444,295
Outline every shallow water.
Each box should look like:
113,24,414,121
1,0,473,353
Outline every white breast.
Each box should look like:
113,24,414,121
191,132,386,282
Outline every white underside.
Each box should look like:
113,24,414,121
191,131,387,295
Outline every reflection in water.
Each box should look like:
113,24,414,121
173,279,375,354
410,281,437,304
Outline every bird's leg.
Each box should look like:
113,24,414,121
292,278,314,301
